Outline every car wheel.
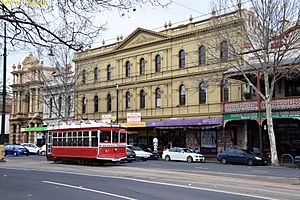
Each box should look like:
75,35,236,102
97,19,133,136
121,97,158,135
247,159,254,166
13,152,17,156
165,155,171,161
41,151,45,156
221,157,227,164
187,156,193,163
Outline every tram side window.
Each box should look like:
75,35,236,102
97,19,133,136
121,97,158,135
58,132,62,146
67,132,72,146
112,131,118,143
100,131,111,143
78,132,83,146
73,132,78,146
53,132,58,146
91,131,98,147
63,132,67,146
120,132,126,143
83,131,89,146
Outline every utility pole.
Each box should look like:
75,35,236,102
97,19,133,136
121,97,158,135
0,22,7,161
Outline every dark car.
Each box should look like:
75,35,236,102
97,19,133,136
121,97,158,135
4,144,29,156
217,148,268,166
144,148,159,160
125,147,136,162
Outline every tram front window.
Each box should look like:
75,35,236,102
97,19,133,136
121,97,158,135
100,131,111,143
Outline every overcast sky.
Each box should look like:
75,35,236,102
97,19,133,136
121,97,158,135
2,0,211,83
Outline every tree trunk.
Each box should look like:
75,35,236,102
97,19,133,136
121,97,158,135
265,96,279,166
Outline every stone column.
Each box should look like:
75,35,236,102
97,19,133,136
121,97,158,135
35,89,39,113
29,90,33,113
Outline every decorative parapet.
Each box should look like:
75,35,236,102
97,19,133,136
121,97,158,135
261,97,300,110
224,100,258,113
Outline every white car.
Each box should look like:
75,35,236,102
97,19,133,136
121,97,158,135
21,143,40,154
162,147,205,163
127,145,152,161
38,145,46,156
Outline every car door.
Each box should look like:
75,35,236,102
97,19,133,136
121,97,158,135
235,149,247,163
226,149,237,162
176,148,185,161
167,147,177,160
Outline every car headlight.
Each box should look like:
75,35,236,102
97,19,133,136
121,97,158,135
255,156,262,160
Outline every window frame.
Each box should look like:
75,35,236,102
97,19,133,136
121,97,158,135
155,88,161,108
125,61,130,77
140,58,145,75
94,67,98,81
140,89,145,109
107,94,112,112
199,45,206,65
94,95,99,112
179,84,186,106
155,55,161,73
107,65,112,80
126,91,131,109
199,81,207,104
220,41,228,61
179,49,186,68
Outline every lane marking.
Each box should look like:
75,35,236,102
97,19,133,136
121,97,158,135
195,167,209,170
43,181,136,200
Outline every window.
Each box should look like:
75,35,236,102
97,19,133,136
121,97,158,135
140,90,145,109
67,95,71,117
58,96,62,116
179,49,185,68
155,55,161,72
224,79,229,102
49,97,53,118
94,67,98,81
82,70,86,84
125,61,130,77
120,132,126,143
220,41,228,61
100,131,111,143
126,91,130,109
155,88,161,108
199,82,206,104
199,45,206,65
107,65,112,80
82,97,86,114
107,94,111,112
140,58,145,75
112,131,118,143
91,131,98,147
94,95,99,112
179,84,186,106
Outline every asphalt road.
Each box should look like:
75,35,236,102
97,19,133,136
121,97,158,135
1,155,300,200
0,168,276,200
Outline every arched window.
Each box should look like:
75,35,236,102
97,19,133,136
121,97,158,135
107,94,111,112
94,67,98,81
58,96,62,116
126,91,131,109
125,61,130,77
155,55,161,72
82,70,86,84
155,88,161,108
199,45,206,65
49,97,53,118
220,41,228,61
179,49,185,68
199,82,207,104
179,84,186,106
82,97,86,114
140,58,145,75
107,65,112,80
140,90,145,109
94,95,99,112
224,79,229,102
67,95,71,117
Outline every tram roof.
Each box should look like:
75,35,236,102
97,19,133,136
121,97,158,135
48,120,124,130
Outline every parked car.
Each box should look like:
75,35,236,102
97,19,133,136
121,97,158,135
125,147,136,162
295,156,300,167
4,144,29,156
38,145,46,156
217,148,268,166
162,147,205,163
21,143,40,154
127,145,152,161
144,148,159,160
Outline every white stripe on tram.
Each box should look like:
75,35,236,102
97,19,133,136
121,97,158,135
42,180,137,200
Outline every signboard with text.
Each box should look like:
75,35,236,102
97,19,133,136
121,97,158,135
127,113,141,122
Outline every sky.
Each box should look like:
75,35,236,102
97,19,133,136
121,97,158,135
2,0,211,84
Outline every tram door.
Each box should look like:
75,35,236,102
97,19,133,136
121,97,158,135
47,132,53,155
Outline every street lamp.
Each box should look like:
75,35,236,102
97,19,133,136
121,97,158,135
116,84,119,123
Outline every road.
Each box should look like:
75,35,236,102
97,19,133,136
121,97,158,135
0,155,300,200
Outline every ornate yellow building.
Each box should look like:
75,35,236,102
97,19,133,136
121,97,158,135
74,10,244,153
9,53,54,145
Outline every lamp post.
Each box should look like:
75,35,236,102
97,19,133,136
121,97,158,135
0,22,7,161
116,84,119,123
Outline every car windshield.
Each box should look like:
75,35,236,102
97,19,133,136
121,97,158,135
15,145,26,149
182,148,193,153
242,149,255,155
133,146,142,151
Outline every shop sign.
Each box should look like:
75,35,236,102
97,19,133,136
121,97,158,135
22,127,48,132
146,118,222,127
101,114,112,123
127,113,141,122
224,113,258,120
262,110,300,119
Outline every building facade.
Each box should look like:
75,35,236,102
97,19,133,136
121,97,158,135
74,10,245,154
9,53,54,145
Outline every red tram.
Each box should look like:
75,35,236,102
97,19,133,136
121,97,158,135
46,121,127,163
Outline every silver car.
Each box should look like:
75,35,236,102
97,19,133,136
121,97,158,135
162,147,205,163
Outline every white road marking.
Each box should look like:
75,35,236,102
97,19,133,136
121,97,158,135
251,170,269,173
43,181,137,200
195,166,209,170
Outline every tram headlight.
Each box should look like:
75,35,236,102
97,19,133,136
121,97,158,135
114,148,117,153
